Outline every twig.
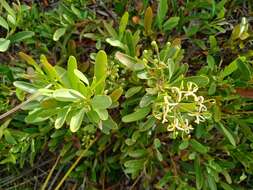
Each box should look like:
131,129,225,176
41,155,61,190
54,137,98,190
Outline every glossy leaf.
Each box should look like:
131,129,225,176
67,56,79,90
53,28,66,41
55,107,71,129
74,69,89,85
0,38,10,52
94,50,107,95
53,89,85,102
70,108,85,132
13,81,37,93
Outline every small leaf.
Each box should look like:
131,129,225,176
144,7,153,36
0,0,16,17
156,0,168,28
95,109,108,120
40,55,60,81
13,81,37,93
220,58,239,79
119,12,129,40
218,123,236,146
74,69,89,85
53,89,85,102
0,38,10,52
106,38,126,49
109,87,123,102
4,129,17,144
67,56,79,90
207,55,215,70
91,95,112,110
185,75,209,87
115,52,144,71
194,155,203,189
207,175,217,190
163,17,179,31
190,139,209,154
125,86,142,98
9,31,34,43
94,50,107,94
122,107,151,123
179,140,189,150
55,107,71,129
0,16,9,30
53,28,66,41
70,108,85,132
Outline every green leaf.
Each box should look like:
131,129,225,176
220,182,234,190
190,139,209,154
194,155,203,189
103,21,118,39
74,69,89,85
9,31,34,43
95,109,108,120
125,31,135,56
0,38,10,52
179,140,189,150
115,52,144,71
220,58,239,79
185,75,209,87
207,175,217,190
218,123,236,146
0,0,15,17
122,107,151,123
144,7,153,36
207,55,215,70
91,95,112,110
55,107,71,129
87,110,100,123
119,12,129,40
40,55,59,81
125,86,142,98
0,16,9,30
109,87,123,102
53,28,66,41
94,50,107,94
13,81,37,93
106,38,126,49
163,17,179,31
156,0,168,28
70,108,85,132
53,89,85,102
67,56,79,90
236,57,251,81
4,129,17,144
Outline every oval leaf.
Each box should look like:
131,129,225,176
70,108,85,132
122,107,151,123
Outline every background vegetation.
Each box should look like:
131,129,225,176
0,0,253,189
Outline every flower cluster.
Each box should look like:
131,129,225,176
153,81,209,134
